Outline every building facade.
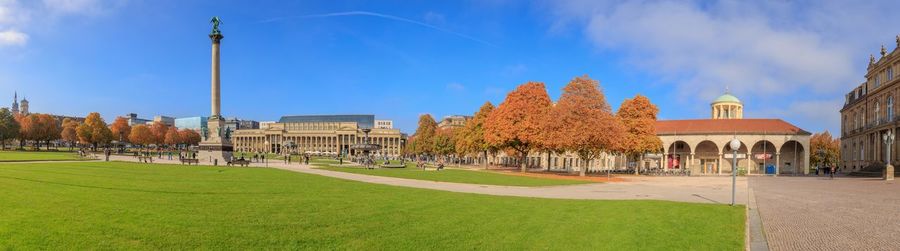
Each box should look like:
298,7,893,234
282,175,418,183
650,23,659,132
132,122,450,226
153,116,175,127
840,36,900,172
233,115,404,157
125,113,151,126
438,115,471,129
465,92,810,175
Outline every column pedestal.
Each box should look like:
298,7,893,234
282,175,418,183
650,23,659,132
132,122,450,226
885,165,895,181
199,118,233,165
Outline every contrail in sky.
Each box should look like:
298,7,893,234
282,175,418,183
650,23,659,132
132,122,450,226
259,11,497,47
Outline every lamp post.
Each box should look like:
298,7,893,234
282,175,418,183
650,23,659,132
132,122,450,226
729,138,740,206
883,131,895,180
816,148,824,176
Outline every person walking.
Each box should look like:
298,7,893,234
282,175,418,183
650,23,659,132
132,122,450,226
829,165,835,180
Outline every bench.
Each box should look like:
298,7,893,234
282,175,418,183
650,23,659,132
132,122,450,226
137,156,153,163
180,158,199,165
228,159,251,167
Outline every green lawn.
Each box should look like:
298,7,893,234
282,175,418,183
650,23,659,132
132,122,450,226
313,158,594,187
0,161,744,250
0,151,86,162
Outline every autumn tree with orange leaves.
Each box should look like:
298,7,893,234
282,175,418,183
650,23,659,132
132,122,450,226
149,121,170,146
77,112,113,150
485,82,552,172
544,76,623,176
164,127,182,147
109,117,131,143
810,131,840,168
455,102,496,169
129,124,153,148
410,114,438,158
60,118,80,150
179,129,201,146
617,94,663,174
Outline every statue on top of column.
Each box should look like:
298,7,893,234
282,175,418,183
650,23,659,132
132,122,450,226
210,16,222,35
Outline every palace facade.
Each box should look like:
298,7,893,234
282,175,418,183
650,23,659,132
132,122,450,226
232,115,404,157
840,36,900,172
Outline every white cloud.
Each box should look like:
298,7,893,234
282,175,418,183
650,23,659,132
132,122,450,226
544,0,900,133
0,29,27,46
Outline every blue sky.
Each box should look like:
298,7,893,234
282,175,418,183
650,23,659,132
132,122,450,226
1,0,898,134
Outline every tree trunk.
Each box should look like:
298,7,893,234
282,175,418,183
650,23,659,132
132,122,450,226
579,158,586,177
483,150,488,169
519,152,527,172
544,152,549,171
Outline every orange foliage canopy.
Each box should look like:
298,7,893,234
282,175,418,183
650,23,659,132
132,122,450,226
129,124,153,146
179,129,201,146
544,75,623,176
149,121,169,145
109,117,131,142
810,131,840,167
617,94,662,158
484,82,552,171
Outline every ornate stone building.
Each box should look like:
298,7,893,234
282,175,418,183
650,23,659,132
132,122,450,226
10,92,28,115
232,115,404,157
840,36,900,172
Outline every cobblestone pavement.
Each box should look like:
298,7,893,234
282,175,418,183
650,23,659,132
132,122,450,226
750,176,900,251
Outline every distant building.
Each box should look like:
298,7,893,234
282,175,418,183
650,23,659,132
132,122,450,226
438,115,471,129
51,114,85,123
124,113,151,126
153,116,175,126
175,116,208,132
10,92,28,115
375,119,393,129
259,121,277,130
223,117,259,132
233,114,403,156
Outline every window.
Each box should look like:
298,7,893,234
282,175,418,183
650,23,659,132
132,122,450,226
889,67,894,81
876,101,881,123
889,96,895,120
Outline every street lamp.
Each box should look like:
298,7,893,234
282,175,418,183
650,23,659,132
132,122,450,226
729,138,740,206
883,131,895,180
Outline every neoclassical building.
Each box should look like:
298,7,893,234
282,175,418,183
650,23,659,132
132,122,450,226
840,36,900,172
232,115,404,157
659,93,810,175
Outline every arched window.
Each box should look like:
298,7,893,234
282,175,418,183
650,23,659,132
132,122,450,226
889,96,895,121
876,101,881,123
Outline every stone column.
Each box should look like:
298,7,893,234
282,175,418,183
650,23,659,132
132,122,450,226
210,33,223,119
775,153,780,176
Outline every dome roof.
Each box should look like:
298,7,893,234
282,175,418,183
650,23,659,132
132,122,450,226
712,93,741,104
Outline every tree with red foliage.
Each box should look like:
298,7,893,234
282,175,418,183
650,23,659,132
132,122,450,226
484,82,552,172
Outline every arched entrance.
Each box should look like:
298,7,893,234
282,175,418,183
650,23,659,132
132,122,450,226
694,140,719,175
750,140,778,175
779,140,806,175
667,141,691,170
722,141,749,174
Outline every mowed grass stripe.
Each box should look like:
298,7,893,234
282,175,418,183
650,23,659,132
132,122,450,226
0,162,744,250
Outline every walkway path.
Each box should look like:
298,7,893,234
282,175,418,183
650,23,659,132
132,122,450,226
751,176,900,250
106,155,748,205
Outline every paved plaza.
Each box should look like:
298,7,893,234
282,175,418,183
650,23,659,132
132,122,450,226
751,176,900,251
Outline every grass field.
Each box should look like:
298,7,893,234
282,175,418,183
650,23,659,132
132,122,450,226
0,151,85,162
309,157,593,187
0,161,745,250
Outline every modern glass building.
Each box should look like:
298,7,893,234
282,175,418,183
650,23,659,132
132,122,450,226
174,116,208,132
